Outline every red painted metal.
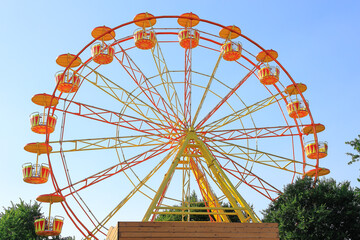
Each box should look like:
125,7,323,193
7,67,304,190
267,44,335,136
41,14,320,238
200,125,308,141
113,44,185,129
184,48,192,127
57,140,179,198
209,146,282,201
53,96,173,136
196,64,259,130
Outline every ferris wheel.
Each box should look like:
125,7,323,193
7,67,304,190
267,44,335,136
23,13,330,239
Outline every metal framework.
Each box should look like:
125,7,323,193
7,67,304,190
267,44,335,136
26,13,328,240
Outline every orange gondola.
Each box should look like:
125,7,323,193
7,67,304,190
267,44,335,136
91,43,115,64
258,66,280,85
30,112,57,134
134,29,156,50
178,29,199,49
305,141,328,159
35,216,64,236
35,194,65,236
22,163,50,184
286,99,308,118
221,42,242,61
55,70,80,93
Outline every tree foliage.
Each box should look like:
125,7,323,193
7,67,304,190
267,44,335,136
262,177,360,240
346,135,360,182
155,191,240,222
0,199,74,240
0,199,41,240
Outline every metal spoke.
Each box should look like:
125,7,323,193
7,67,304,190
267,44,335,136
208,139,317,175
54,95,174,136
55,139,180,198
191,52,223,127
86,147,179,238
184,48,192,127
47,134,175,154
208,146,282,200
200,125,307,141
200,93,284,132
151,35,185,122
114,44,185,129
196,64,259,130
76,66,175,128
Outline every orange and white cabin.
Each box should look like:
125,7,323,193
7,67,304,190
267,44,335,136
34,216,64,236
221,42,242,61
178,29,199,49
286,99,308,118
258,66,280,85
22,163,50,184
134,29,156,50
305,141,328,159
30,112,57,134
55,70,80,93
91,42,115,65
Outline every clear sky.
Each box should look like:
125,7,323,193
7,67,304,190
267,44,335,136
1,0,360,239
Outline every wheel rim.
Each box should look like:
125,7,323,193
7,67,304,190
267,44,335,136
39,14,325,239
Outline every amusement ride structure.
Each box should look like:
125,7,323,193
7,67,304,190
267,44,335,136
23,13,329,239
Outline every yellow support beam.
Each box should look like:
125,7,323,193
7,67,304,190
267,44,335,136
142,136,192,221
189,157,230,222
191,130,260,223
142,129,259,223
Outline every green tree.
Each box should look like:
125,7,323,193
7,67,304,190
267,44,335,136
262,177,360,240
346,135,360,182
0,199,41,240
155,191,240,222
0,199,74,240
155,191,210,221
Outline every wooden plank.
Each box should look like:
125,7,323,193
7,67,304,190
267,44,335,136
116,222,279,240
120,226,279,233
119,232,278,238
118,222,278,228
120,238,280,240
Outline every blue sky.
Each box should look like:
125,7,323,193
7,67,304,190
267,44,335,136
1,0,360,239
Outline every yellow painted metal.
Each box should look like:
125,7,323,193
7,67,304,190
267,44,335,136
192,52,223,127
46,135,174,154
155,206,245,211
143,129,259,223
85,147,178,239
210,139,318,174
192,132,260,223
181,155,191,221
153,211,238,216
201,93,284,132
142,136,192,221
80,66,175,128
189,157,230,222
150,33,185,124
